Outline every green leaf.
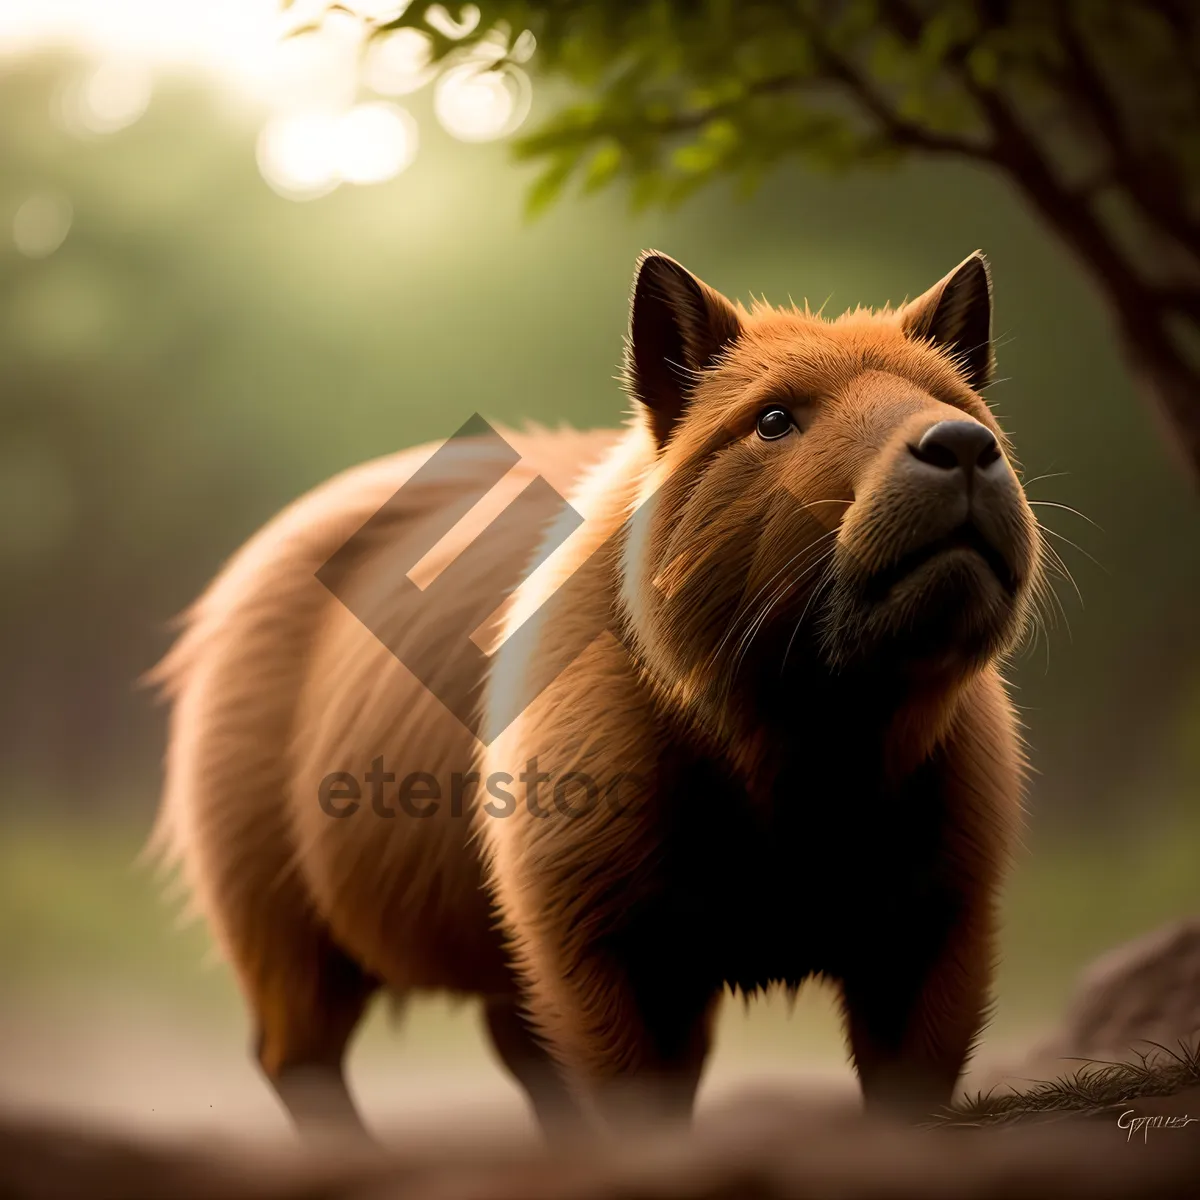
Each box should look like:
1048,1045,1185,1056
523,156,577,219
919,10,958,66
869,31,911,84
581,142,622,193
342,0,1098,216
967,45,999,88
671,141,718,174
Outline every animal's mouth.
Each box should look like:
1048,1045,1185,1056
865,522,1018,601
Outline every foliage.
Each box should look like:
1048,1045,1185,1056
0,51,1196,815
351,1,1200,477
355,1,1200,223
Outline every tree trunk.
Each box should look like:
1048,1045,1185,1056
1112,308,1200,483
982,112,1200,486
874,1,1200,485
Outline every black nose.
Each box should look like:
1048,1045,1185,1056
910,420,1000,473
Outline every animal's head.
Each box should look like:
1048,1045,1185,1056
619,250,1043,722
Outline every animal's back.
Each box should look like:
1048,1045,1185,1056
150,425,617,1046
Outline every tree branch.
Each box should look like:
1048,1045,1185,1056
1158,286,1200,322
1050,0,1200,263
879,0,1200,477
1050,1,1130,157
570,67,992,161
875,0,1166,301
791,11,995,162
1151,0,1200,75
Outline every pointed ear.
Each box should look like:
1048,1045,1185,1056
899,251,994,392
624,251,742,447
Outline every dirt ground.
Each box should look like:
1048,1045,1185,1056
2,1006,1198,1199
0,986,867,1145
5,1081,1200,1200
4,921,1199,1198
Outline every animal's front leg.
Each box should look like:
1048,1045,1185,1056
839,892,996,1121
481,677,721,1130
516,930,720,1134
840,671,1020,1121
484,809,719,1131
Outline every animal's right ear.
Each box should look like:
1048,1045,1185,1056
624,251,742,448
899,250,994,392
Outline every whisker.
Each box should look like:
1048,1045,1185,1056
782,562,839,673
1027,500,1101,530
732,544,837,670
714,552,822,668
1020,471,1070,489
1042,573,1073,641
731,544,839,683
1023,575,1059,666
709,549,813,664
1035,521,1107,576
977,376,1011,394
1037,538,1085,609
722,554,824,680
1038,550,1074,630
710,520,842,666
1027,599,1048,664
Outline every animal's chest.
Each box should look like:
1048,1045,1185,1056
653,752,950,993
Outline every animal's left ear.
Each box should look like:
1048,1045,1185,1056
625,251,743,448
899,250,994,392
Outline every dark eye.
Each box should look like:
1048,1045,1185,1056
756,406,795,441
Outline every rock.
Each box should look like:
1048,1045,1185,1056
1036,918,1200,1065
975,918,1200,1098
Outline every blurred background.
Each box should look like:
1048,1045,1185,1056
1,0,1197,1140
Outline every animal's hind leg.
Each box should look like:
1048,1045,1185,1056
482,998,584,1139
250,935,380,1142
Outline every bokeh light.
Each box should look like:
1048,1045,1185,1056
264,25,359,114
55,59,154,139
256,111,342,200
424,3,481,41
434,62,531,143
364,28,436,96
78,59,153,132
0,1,534,202
0,0,282,98
347,0,414,19
336,102,418,184
257,102,418,199
12,192,73,258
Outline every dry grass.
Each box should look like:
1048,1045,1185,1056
941,1041,1200,1127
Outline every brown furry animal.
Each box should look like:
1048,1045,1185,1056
150,250,1043,1139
